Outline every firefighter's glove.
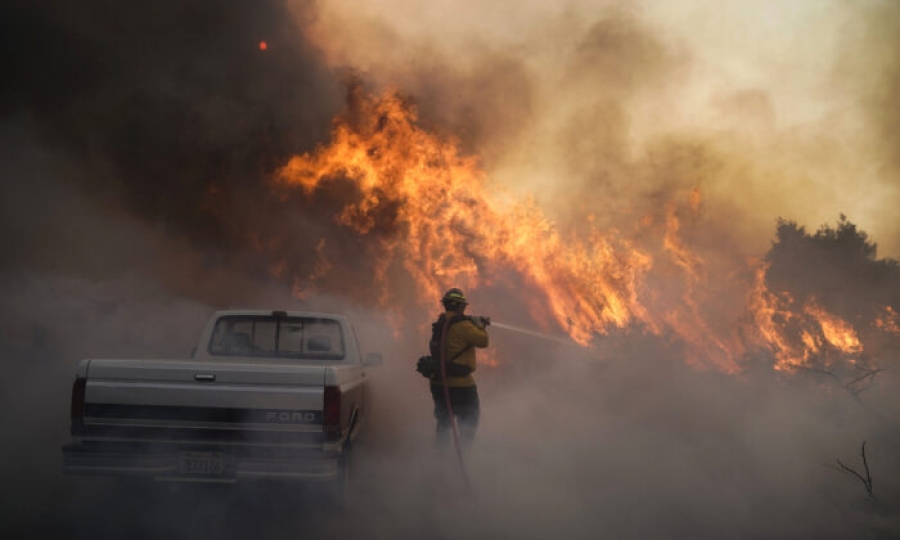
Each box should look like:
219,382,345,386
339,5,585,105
472,315,491,329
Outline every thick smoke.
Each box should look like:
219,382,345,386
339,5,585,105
2,0,341,255
0,0,342,536
301,0,900,256
836,0,900,177
3,1,900,539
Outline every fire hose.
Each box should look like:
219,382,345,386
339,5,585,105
438,316,472,490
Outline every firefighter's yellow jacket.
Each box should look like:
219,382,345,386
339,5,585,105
432,311,489,388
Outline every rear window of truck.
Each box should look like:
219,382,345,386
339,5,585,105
208,316,345,360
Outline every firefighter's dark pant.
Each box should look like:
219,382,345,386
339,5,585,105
431,384,480,447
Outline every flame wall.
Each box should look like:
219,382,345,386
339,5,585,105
4,1,899,372
277,0,900,373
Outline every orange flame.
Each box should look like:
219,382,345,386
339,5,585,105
277,89,651,346
747,263,863,371
875,306,900,334
273,88,880,375
805,302,862,355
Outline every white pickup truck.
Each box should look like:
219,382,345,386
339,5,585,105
63,310,382,494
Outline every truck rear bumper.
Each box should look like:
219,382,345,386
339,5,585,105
62,442,341,483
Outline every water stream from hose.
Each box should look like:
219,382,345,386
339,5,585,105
490,322,575,345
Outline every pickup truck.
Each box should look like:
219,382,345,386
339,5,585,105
62,309,382,495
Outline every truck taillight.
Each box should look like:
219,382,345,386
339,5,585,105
323,385,341,437
70,377,86,436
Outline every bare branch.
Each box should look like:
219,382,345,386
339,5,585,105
836,459,868,485
796,366,839,381
845,367,885,397
834,441,874,499
861,441,873,496
797,365,895,426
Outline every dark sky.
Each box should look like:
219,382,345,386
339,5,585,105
1,0,342,258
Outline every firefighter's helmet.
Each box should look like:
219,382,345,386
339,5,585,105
441,288,468,309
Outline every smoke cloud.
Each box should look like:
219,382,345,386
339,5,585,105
2,0,342,255
2,0,900,538
301,0,900,256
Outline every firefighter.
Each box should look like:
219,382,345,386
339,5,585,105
426,288,490,447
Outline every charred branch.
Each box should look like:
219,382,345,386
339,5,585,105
796,364,885,402
796,365,841,385
832,441,875,500
845,366,885,397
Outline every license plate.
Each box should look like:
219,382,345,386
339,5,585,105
177,452,226,475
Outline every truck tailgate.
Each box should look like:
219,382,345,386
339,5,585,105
81,359,327,438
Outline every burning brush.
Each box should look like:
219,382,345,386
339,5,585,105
271,87,899,377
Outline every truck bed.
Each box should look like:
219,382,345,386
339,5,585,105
63,310,377,485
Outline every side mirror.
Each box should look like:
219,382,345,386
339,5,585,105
363,352,383,366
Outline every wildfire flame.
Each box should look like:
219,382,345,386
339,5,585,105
275,87,891,375
875,306,900,335
278,88,651,346
747,264,864,371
